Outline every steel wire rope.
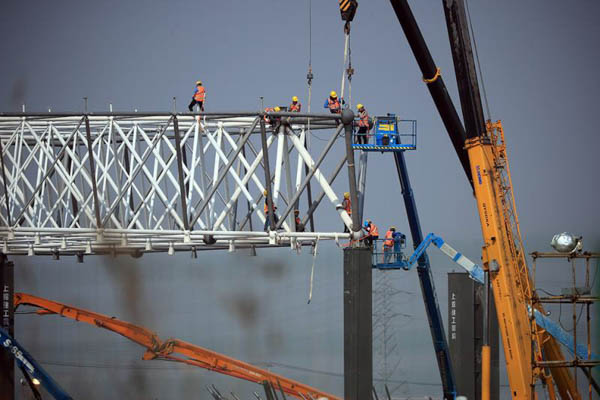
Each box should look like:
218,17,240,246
464,0,491,120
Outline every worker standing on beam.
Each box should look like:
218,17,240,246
188,80,205,112
355,103,370,144
289,96,301,112
263,190,279,231
324,91,342,114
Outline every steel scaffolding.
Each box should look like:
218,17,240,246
0,112,360,256
530,251,600,398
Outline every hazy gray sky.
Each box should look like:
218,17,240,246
2,1,599,399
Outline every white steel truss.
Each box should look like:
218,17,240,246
0,113,357,256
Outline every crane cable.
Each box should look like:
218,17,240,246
339,30,353,109
306,0,313,149
464,0,491,120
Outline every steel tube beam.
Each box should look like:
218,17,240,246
341,111,360,232
0,112,342,119
0,140,12,226
275,125,342,230
12,117,84,225
100,118,172,227
84,116,103,230
172,117,190,231
302,156,346,227
189,118,259,228
259,118,276,231
288,133,353,229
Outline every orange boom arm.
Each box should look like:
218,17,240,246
14,292,340,400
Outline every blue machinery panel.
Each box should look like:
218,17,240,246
352,115,417,152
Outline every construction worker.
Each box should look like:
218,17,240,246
289,96,301,112
324,91,342,114
393,229,406,262
188,80,205,112
341,192,351,232
363,219,379,249
383,226,396,264
263,189,279,231
264,106,281,129
355,103,370,144
294,209,305,232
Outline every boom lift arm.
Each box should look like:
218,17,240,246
0,326,73,400
13,292,341,400
403,233,485,284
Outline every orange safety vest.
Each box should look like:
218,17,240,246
264,199,276,214
289,102,301,112
264,107,277,122
369,223,379,237
384,230,394,247
328,98,341,113
342,198,352,215
194,86,205,102
358,109,370,128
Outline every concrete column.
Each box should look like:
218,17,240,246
344,247,372,400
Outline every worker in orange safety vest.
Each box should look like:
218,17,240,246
289,96,301,112
263,189,279,231
188,80,205,112
383,226,396,264
355,103,371,144
363,219,379,249
324,91,342,114
264,106,281,128
340,192,351,232
294,209,305,232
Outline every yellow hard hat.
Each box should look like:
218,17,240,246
263,190,268,196
274,106,281,112
196,80,202,85
292,96,298,102
330,91,338,98
344,192,350,199
390,226,396,230
357,103,364,110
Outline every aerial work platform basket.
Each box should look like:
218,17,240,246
371,236,408,269
352,114,416,152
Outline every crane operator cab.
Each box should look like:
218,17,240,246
352,114,417,152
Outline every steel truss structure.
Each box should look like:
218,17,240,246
0,112,363,256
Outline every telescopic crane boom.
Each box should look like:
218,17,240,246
387,0,580,398
14,292,340,400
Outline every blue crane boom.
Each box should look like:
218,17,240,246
0,327,73,400
404,233,485,284
392,150,457,400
